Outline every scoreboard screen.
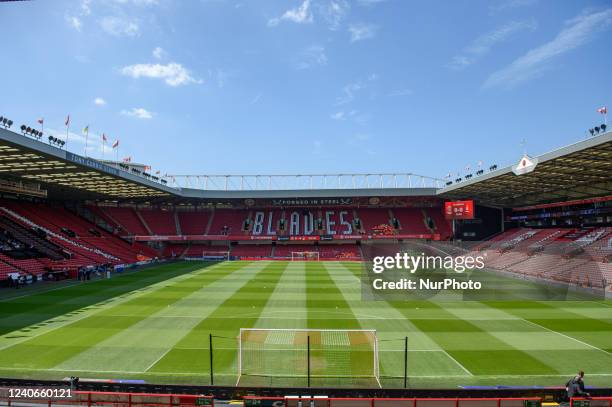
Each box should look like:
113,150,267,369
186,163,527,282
444,200,475,220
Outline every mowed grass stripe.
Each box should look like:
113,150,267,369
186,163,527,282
485,301,612,354
0,262,213,336
327,262,468,379
305,262,381,387
342,261,562,375
0,262,234,369
53,261,270,373
147,261,287,377
0,261,218,352
440,301,612,375
250,261,308,329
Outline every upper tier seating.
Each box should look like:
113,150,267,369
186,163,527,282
208,209,247,235
178,211,211,235
392,208,430,234
139,209,177,235
357,209,390,233
101,207,149,236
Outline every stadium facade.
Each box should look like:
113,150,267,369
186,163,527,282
0,124,610,290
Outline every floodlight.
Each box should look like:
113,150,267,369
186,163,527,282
594,126,600,133
602,124,607,132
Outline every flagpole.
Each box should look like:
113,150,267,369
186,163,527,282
85,129,89,157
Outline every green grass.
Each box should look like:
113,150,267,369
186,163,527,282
0,260,610,389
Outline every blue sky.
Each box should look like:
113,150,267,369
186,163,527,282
1,0,611,179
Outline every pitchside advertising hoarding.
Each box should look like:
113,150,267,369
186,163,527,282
444,200,475,220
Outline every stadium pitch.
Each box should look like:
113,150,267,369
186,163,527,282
0,260,610,389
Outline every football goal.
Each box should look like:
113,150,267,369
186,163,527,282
237,328,380,386
291,251,319,261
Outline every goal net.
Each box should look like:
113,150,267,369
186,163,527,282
291,251,319,261
237,328,379,385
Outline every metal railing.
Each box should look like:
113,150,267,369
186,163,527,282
165,173,444,191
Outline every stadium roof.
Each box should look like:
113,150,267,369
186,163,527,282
0,128,176,199
1,125,610,207
437,130,612,208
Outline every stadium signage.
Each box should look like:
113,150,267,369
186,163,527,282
131,233,440,242
271,198,353,206
66,152,120,176
512,153,538,175
444,200,474,220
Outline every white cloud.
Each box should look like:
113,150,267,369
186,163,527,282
94,97,107,106
100,16,140,37
152,47,166,60
349,23,378,42
450,20,537,69
268,0,313,27
331,111,345,120
81,0,92,16
121,107,153,119
120,62,202,86
295,45,328,70
356,0,386,5
66,15,83,31
249,93,262,105
337,82,364,104
320,0,349,30
489,0,537,14
330,110,358,120
336,74,377,105
484,9,612,89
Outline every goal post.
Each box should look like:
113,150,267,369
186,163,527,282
290,251,320,261
237,328,379,386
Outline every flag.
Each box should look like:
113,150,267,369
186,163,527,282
144,165,151,171
155,170,160,175
597,106,607,115
65,115,70,126
122,156,131,163
82,126,89,136
37,118,44,125
112,140,119,148
102,133,107,142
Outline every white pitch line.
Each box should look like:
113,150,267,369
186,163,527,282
0,366,610,378
439,349,473,376
0,263,224,352
170,347,445,352
144,346,174,372
520,318,611,356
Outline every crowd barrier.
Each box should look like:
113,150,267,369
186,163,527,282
1,390,214,407
242,397,542,407
571,398,612,407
